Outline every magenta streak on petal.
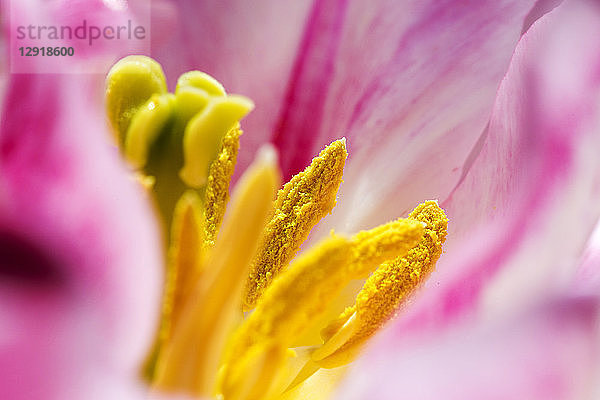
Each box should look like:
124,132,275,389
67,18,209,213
1,76,61,177
272,0,348,180
403,133,573,333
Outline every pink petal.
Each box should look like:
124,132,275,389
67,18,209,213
281,0,542,238
337,297,600,400
0,74,162,399
387,0,600,341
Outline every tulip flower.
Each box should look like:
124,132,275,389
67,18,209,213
2,1,600,400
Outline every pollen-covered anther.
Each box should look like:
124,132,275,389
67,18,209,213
313,201,448,368
226,235,353,365
243,138,348,310
220,215,426,397
203,126,243,247
165,190,206,333
219,235,355,399
348,218,426,278
142,190,206,379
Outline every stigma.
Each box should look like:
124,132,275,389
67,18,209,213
105,56,448,400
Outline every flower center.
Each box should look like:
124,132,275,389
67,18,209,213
105,56,448,400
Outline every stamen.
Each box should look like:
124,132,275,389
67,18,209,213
105,55,167,144
348,218,427,278
290,217,426,346
204,126,243,247
154,148,280,396
220,218,424,397
243,139,348,310
219,235,353,396
313,201,448,368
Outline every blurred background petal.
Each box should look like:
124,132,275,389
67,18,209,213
0,1,164,396
336,298,600,400
0,72,163,400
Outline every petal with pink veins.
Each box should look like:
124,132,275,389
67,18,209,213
383,0,600,346
277,0,542,238
0,73,163,399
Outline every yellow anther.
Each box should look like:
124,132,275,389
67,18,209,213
180,96,254,188
292,218,425,347
125,93,175,168
176,70,226,97
220,216,424,396
204,126,243,247
348,218,426,278
294,218,425,346
105,55,167,144
154,147,280,397
313,201,448,368
221,235,353,383
243,138,348,310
